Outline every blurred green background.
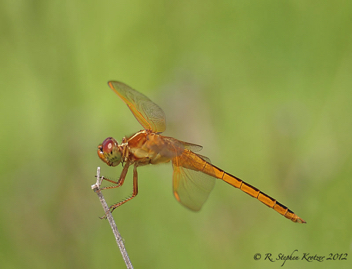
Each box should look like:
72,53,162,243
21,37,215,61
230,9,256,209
1,0,351,268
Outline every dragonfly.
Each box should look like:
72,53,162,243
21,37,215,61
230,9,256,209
97,81,306,223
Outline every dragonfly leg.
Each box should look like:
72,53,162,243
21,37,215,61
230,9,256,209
100,162,130,190
108,164,139,214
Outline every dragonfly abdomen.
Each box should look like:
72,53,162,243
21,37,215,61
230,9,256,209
200,160,306,223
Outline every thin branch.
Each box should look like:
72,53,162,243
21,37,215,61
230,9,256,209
91,167,133,269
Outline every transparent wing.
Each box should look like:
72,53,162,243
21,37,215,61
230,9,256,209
147,136,203,160
172,153,215,211
162,136,203,152
176,141,203,152
108,81,166,132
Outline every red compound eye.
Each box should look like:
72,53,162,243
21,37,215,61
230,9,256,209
102,137,116,153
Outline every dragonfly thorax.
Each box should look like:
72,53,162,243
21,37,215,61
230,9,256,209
126,131,175,165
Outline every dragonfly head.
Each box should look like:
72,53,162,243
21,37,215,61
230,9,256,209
97,137,122,166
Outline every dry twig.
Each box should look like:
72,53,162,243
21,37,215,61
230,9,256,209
91,167,133,269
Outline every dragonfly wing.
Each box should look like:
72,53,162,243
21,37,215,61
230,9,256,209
162,136,203,152
108,81,166,132
177,141,203,152
172,154,215,211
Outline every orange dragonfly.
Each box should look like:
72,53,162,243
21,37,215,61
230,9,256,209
97,81,306,223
